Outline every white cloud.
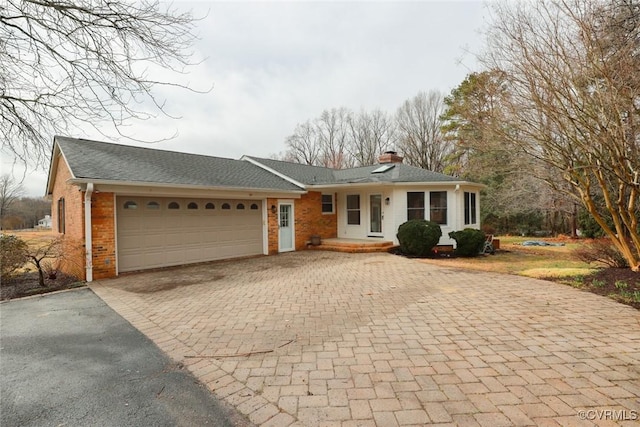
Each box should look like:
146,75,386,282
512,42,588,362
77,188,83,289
2,0,489,196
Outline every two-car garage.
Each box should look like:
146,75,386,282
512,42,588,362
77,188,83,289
116,196,264,272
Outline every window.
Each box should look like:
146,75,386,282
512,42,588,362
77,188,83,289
346,195,360,225
57,198,65,234
205,203,215,210
187,202,198,210
321,194,334,214
123,200,138,210
168,202,180,209
146,201,160,210
464,192,477,225
250,203,259,210
407,192,425,220
222,203,231,210
429,191,447,225
236,203,245,210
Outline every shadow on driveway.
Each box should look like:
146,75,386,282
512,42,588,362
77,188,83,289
0,288,252,427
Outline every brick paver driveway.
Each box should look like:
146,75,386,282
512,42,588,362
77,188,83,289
91,252,640,426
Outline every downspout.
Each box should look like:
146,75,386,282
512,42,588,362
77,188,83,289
84,183,93,282
454,184,460,231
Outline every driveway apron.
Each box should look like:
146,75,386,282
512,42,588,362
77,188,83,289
90,252,640,426
0,288,251,427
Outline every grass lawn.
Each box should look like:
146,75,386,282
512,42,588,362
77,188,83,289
418,235,639,309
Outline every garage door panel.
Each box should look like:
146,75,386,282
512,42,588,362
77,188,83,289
117,197,264,272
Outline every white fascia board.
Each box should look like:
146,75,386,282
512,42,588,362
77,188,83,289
306,181,485,190
241,156,307,189
69,179,305,199
45,141,78,196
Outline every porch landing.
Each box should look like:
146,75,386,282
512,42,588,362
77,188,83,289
308,237,397,253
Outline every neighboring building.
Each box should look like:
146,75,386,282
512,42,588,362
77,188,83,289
37,214,52,229
46,136,483,281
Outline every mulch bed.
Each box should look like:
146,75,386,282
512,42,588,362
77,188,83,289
1,272,84,301
574,268,640,310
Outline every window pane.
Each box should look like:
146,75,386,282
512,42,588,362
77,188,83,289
322,194,333,213
347,195,359,210
205,203,215,209
187,202,198,209
168,202,180,209
346,195,360,225
407,192,425,220
146,201,160,210
347,210,360,225
464,192,477,225
429,191,447,225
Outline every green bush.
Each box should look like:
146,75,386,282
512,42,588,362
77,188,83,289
0,234,28,281
396,220,442,257
449,228,486,257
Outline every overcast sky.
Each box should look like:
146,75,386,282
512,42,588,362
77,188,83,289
3,1,490,197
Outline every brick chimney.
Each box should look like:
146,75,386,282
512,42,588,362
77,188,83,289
378,151,403,164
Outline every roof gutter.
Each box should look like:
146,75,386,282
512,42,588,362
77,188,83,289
67,178,306,194
84,183,93,282
306,181,486,190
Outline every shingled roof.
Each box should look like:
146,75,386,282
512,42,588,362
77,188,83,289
49,137,475,197
245,157,463,185
52,137,304,192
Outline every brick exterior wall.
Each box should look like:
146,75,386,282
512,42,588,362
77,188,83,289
266,192,338,253
50,157,118,280
90,192,116,279
266,197,279,255
294,191,337,251
50,156,85,279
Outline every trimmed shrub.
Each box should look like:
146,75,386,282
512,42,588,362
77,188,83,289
0,234,28,281
449,228,486,257
397,220,442,257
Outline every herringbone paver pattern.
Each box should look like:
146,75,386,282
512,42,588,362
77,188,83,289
91,252,640,426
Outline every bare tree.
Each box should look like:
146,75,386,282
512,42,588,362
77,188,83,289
26,236,64,287
0,175,24,228
284,120,323,165
284,108,353,168
1,0,201,166
347,109,396,166
396,90,452,172
317,108,351,169
483,0,640,270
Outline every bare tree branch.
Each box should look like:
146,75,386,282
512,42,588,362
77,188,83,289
483,0,640,270
1,0,204,167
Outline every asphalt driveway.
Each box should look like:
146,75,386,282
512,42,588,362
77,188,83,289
90,251,640,426
0,288,251,427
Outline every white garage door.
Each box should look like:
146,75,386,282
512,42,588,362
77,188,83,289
116,197,263,272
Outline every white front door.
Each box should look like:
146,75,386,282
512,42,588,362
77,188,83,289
278,202,294,252
369,194,383,237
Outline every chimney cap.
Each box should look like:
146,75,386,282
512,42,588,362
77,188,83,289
378,151,403,164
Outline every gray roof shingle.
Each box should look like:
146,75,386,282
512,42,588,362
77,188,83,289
246,157,463,185
55,137,303,192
